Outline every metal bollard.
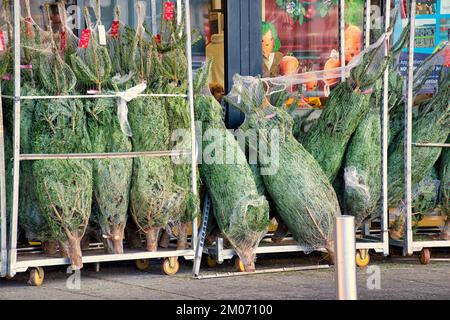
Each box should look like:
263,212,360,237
334,216,358,300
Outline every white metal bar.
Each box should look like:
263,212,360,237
194,265,330,280
193,193,211,277
209,245,327,261
413,143,450,148
412,240,450,250
0,82,6,277
19,150,190,161
339,0,346,81
15,249,195,271
381,0,391,256
364,0,372,49
150,0,157,34
404,0,416,257
8,0,21,278
356,242,386,250
184,0,199,270
2,93,187,100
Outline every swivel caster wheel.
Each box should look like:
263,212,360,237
162,257,180,276
234,257,246,273
28,267,44,287
321,251,333,264
356,249,370,268
135,259,150,271
419,248,431,265
206,256,218,268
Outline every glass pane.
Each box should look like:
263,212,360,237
262,0,365,77
262,0,364,110
22,0,225,96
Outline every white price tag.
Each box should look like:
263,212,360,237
98,25,107,46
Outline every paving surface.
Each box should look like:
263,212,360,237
1,253,450,300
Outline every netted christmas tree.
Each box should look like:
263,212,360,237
195,63,270,271
68,2,133,254
226,74,340,259
153,15,201,249
388,70,449,208
128,2,183,252
343,81,382,229
300,37,390,182
31,4,92,269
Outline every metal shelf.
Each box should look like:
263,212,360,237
392,0,450,257
2,0,199,279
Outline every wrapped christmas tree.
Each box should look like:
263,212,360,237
128,2,183,252
69,2,133,254
31,4,92,269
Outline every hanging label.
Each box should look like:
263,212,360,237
0,31,5,52
78,29,91,49
26,17,33,38
60,31,67,51
164,2,175,21
110,20,120,38
98,25,107,45
154,34,161,44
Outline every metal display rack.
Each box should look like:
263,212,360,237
192,0,392,277
390,0,450,264
2,0,199,284
0,81,7,278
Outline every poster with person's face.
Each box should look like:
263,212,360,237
262,0,364,109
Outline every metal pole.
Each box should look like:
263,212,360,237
339,0,346,81
0,82,6,278
362,0,372,240
364,0,372,49
8,0,21,278
334,216,358,300
150,0,157,35
381,0,391,256
405,0,416,257
184,0,199,256
193,193,211,277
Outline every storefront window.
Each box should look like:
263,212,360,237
262,0,365,78
21,0,225,97
190,0,225,98
262,0,365,109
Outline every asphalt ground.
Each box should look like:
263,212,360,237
1,251,449,300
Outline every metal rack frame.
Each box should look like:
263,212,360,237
3,0,199,278
0,81,7,278
191,0,392,277
355,0,391,257
390,0,450,259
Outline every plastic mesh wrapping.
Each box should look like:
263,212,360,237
24,4,94,269
128,2,184,252
194,62,270,271
343,81,382,229
226,73,341,256
388,47,449,208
